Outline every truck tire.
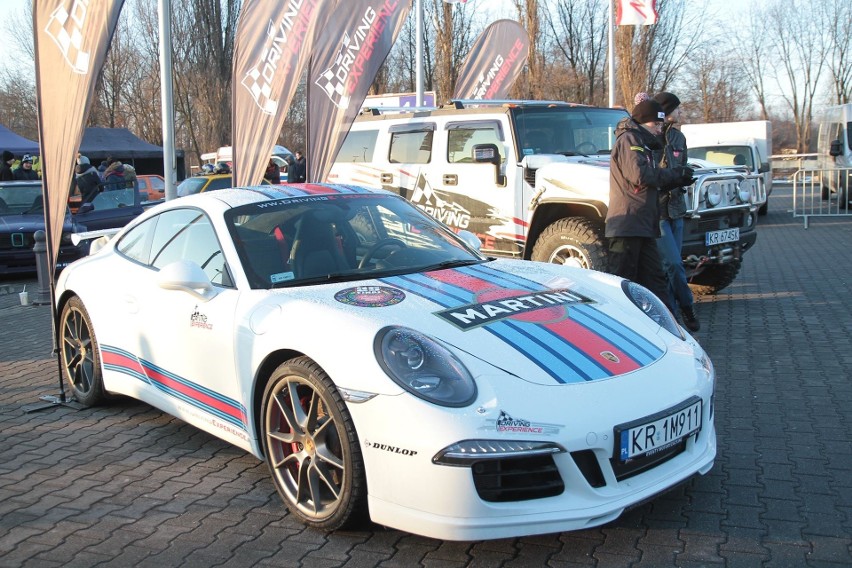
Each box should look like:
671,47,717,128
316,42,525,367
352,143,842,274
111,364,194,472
688,262,741,296
530,217,607,271
758,199,768,216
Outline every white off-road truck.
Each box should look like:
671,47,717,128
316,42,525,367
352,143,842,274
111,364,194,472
329,100,764,295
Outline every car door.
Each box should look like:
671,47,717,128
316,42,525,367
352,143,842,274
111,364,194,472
75,185,144,230
120,207,249,445
441,118,523,256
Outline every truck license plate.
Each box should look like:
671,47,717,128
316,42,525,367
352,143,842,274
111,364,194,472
705,227,739,246
616,398,702,462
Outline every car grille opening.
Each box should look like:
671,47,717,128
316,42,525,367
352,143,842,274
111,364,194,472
471,454,564,502
570,450,606,488
610,438,687,481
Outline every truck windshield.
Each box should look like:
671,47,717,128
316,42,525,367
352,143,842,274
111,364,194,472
512,106,628,157
690,145,755,169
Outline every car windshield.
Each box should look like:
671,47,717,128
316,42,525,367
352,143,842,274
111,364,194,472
225,193,486,289
690,146,755,169
512,106,628,156
0,182,44,215
176,177,210,197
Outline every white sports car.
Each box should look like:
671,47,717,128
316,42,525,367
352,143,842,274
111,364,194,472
56,183,716,541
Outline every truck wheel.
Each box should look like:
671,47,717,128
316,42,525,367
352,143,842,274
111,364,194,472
530,217,607,271
758,199,768,216
688,262,741,296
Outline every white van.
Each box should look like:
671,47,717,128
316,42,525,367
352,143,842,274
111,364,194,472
817,104,852,202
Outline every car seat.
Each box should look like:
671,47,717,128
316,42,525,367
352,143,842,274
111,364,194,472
290,213,350,279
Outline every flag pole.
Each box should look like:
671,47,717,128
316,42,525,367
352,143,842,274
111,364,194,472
159,0,177,200
608,0,615,107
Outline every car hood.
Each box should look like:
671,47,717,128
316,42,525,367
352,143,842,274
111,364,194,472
281,259,669,387
0,212,74,233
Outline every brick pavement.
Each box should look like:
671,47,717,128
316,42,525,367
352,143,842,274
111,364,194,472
1,184,851,567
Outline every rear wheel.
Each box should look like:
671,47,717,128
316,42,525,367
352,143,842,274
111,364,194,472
261,357,367,530
530,217,607,271
59,296,107,406
688,262,741,296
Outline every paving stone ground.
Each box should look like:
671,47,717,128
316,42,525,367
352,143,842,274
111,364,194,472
1,184,851,567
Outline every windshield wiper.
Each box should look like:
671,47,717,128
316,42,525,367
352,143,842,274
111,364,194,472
271,272,354,288
421,259,488,272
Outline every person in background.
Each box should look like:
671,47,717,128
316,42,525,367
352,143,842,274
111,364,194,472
264,158,281,184
76,155,102,204
13,154,39,180
98,160,108,178
606,98,693,313
102,156,126,189
1,151,15,181
291,150,306,182
634,91,651,105
653,91,699,332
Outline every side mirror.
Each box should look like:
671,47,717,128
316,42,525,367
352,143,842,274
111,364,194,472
472,143,506,186
157,260,217,301
457,229,482,252
830,139,843,157
758,161,770,174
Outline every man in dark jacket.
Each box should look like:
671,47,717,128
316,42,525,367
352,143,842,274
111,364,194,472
76,155,102,204
1,150,15,181
290,150,306,182
13,154,39,180
606,99,693,312
653,91,699,332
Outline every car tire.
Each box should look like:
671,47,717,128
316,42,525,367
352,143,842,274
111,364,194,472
261,357,367,530
59,296,108,406
758,199,768,216
530,217,607,270
688,262,741,297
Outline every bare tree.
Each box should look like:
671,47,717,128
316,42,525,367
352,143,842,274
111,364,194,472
733,8,771,120
681,50,750,123
511,0,542,99
614,0,705,108
765,0,827,152
825,0,852,104
544,0,608,105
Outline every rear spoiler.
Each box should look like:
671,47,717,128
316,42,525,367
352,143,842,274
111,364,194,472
71,228,122,255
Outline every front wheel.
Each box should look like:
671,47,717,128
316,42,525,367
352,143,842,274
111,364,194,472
59,296,107,406
261,357,367,530
530,217,607,270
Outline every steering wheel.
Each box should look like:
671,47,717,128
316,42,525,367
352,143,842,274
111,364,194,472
575,141,598,154
358,238,407,268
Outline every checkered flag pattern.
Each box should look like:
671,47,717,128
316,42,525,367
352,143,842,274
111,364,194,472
44,4,91,74
241,66,278,115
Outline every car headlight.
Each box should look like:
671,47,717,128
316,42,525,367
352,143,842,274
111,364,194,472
375,326,477,407
704,182,722,207
621,280,684,339
737,179,753,203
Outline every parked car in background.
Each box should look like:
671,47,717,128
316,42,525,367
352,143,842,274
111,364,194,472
1,179,151,275
55,183,716,540
176,174,270,197
137,174,166,201
0,181,80,274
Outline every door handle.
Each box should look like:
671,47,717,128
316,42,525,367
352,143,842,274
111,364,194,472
443,174,458,186
380,173,393,184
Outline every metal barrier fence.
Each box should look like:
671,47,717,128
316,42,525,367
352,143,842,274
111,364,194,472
792,167,852,228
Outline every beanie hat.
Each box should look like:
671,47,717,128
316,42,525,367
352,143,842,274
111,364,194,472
2,150,13,162
633,92,651,105
22,154,33,163
77,155,90,166
632,100,666,124
653,91,681,115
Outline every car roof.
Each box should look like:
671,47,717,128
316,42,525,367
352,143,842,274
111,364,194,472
178,183,388,209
